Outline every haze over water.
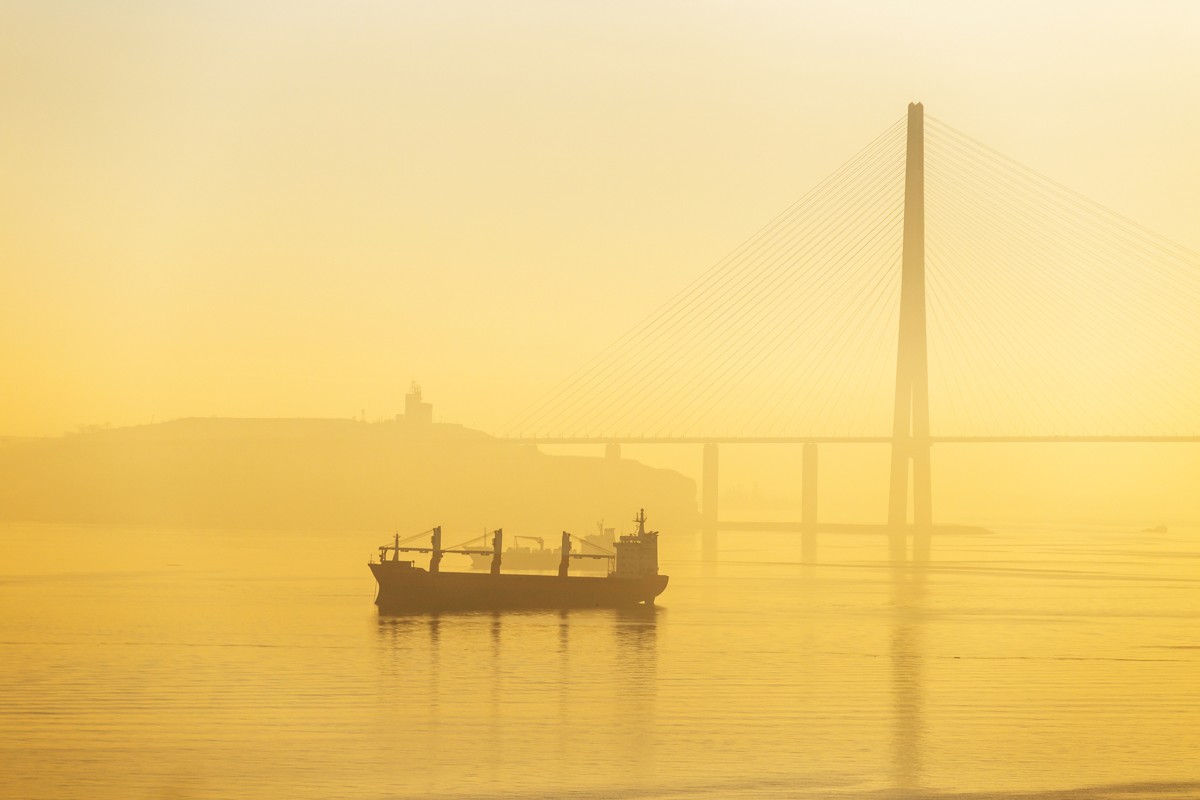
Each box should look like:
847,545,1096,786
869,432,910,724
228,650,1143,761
3,2,1200,798
3,523,1198,799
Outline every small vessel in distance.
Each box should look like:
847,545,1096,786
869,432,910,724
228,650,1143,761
369,509,668,612
465,525,614,572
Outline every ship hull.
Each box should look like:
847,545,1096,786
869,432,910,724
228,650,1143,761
369,562,668,612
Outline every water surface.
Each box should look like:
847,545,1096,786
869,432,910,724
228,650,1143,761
2,523,1198,798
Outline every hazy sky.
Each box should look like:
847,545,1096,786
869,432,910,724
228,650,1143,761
2,0,1198,436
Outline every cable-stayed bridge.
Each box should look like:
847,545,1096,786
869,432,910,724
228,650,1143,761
499,104,1200,558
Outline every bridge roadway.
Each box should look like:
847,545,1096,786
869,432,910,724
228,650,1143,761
497,436,1200,444
492,434,1197,559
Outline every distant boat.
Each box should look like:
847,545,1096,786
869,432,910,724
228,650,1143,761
1140,523,1169,533
465,525,614,572
368,509,668,612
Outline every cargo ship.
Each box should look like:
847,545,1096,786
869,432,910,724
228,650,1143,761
369,509,668,612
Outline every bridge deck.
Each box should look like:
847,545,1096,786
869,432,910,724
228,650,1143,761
498,436,1200,445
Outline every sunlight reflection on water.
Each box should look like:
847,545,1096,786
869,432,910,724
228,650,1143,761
1,523,1198,799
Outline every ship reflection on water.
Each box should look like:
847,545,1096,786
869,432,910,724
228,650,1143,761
374,605,661,796
368,526,1200,799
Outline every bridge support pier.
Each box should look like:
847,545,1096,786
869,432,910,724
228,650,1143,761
801,442,817,563
702,443,718,555
888,441,932,561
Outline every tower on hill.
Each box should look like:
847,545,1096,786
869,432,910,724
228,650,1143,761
402,382,433,425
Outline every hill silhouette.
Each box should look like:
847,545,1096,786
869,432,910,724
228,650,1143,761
0,417,699,536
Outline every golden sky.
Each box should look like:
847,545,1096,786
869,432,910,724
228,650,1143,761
2,1,1198,436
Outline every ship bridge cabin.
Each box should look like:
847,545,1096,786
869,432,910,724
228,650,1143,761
613,509,659,579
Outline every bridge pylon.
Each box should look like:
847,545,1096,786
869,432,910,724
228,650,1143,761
888,102,933,539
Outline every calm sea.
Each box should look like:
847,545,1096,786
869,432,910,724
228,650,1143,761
2,522,1198,799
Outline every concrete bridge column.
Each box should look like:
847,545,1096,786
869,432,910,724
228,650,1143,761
801,442,818,563
702,443,718,531
913,446,932,564
701,443,719,560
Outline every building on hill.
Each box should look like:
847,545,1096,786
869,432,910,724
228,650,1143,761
401,382,433,425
